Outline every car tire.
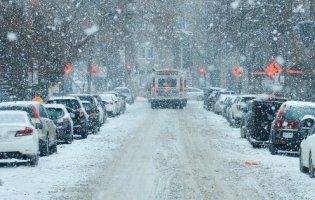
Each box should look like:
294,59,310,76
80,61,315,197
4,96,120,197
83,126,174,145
81,131,88,139
51,143,58,154
29,155,39,166
269,143,278,155
40,138,50,156
240,124,246,138
299,149,308,173
309,153,314,178
151,102,156,109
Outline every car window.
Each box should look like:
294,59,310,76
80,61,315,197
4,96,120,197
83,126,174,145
46,108,64,120
283,107,315,120
38,105,48,118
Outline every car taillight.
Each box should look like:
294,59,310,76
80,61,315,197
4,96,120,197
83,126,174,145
15,127,33,137
283,120,299,130
273,105,286,130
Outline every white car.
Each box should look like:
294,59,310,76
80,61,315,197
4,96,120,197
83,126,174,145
0,111,39,166
187,87,204,101
300,117,315,178
114,87,134,104
213,94,230,115
99,93,120,116
0,101,57,156
229,95,256,126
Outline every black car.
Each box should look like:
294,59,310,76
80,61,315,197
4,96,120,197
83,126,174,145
241,97,287,148
47,96,89,139
269,101,315,154
70,94,100,131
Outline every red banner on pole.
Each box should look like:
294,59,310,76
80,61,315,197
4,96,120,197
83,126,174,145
64,63,74,77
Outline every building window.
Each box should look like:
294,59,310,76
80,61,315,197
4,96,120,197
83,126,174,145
139,46,146,58
147,46,154,59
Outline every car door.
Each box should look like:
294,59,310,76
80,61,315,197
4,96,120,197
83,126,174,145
39,105,57,145
308,126,315,166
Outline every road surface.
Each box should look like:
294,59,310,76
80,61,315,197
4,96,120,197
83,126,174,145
73,100,314,200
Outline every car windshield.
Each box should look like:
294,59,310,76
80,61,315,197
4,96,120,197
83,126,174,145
284,107,315,120
158,78,177,87
0,113,26,124
46,108,64,120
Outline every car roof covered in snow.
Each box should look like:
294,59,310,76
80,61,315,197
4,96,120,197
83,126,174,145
239,94,256,98
0,101,42,107
48,96,78,100
284,101,315,108
44,104,67,110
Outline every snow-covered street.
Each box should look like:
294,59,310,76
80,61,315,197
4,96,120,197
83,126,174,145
1,99,315,200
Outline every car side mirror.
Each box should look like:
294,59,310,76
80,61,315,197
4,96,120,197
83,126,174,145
35,123,43,129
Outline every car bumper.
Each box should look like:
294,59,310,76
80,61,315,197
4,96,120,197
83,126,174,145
56,126,72,140
271,130,305,151
0,136,38,156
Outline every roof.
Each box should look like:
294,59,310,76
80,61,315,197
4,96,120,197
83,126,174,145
70,94,94,97
44,104,67,110
0,110,28,115
284,101,315,108
48,96,77,100
239,95,256,98
0,101,41,107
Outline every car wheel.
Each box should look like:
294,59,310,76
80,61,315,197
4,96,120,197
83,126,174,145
309,153,315,178
151,102,156,109
299,149,308,173
269,143,278,155
81,131,88,139
240,124,246,138
40,138,50,156
51,143,58,154
29,155,39,166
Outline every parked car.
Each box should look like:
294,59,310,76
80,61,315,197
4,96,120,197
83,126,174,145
203,87,223,110
44,104,74,144
46,96,89,139
229,95,256,126
222,95,237,119
269,101,315,154
0,111,40,166
102,91,126,115
213,94,231,115
0,101,57,156
114,87,134,104
299,117,315,177
93,94,107,125
241,97,287,148
206,90,235,111
115,92,127,114
70,94,101,131
81,101,99,133
99,93,120,116
187,87,204,101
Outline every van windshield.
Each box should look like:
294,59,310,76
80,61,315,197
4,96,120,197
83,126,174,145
158,78,177,87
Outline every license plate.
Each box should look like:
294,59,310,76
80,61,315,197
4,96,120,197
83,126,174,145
283,132,293,138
